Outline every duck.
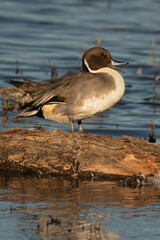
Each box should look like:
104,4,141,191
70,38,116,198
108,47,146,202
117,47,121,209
16,47,128,132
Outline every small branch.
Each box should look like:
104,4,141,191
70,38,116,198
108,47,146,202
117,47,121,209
151,36,159,98
94,34,102,47
48,59,58,79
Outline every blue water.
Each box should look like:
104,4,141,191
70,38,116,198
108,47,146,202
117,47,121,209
1,176,160,240
0,0,160,239
0,0,160,140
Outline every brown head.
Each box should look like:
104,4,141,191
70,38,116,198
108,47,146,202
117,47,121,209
82,47,128,73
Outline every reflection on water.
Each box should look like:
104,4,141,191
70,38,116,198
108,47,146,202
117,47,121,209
0,174,160,240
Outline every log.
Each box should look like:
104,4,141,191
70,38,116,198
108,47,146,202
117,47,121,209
0,127,160,181
0,75,74,111
0,79,52,111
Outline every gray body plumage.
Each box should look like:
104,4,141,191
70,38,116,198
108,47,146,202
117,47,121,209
17,71,115,121
16,47,128,132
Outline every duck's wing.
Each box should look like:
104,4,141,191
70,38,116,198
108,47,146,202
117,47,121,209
15,71,83,118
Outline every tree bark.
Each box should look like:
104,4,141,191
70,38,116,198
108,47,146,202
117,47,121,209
0,128,160,180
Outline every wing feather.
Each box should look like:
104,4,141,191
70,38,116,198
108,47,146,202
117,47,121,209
16,71,84,118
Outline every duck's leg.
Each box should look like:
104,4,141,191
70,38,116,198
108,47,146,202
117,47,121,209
69,116,75,133
78,120,83,133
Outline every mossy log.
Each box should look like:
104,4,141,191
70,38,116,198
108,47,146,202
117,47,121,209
0,127,160,180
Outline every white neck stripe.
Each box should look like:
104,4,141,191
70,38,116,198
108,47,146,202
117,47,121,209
84,58,113,74
84,58,100,73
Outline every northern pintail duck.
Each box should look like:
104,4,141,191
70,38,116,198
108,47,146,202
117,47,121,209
16,47,128,132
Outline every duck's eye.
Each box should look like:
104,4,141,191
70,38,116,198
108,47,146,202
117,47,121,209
101,53,105,57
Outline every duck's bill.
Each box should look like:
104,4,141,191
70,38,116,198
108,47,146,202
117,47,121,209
108,59,129,73
111,59,128,66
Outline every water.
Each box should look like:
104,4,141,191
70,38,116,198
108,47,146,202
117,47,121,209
0,0,160,140
1,0,160,239
1,174,160,240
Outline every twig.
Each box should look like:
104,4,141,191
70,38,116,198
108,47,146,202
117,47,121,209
151,36,159,98
152,36,158,77
148,125,156,143
107,0,111,8
78,48,84,68
16,60,19,75
94,34,102,47
48,59,58,78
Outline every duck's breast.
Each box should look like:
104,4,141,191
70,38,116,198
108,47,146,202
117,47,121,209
67,69,125,119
